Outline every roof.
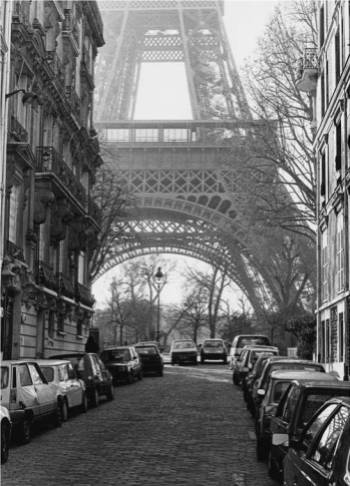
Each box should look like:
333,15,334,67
36,359,71,366
270,370,337,382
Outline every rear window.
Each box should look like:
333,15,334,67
101,349,131,362
238,337,270,348
1,366,9,389
299,391,350,427
203,340,223,348
173,341,195,350
135,346,157,355
41,366,54,383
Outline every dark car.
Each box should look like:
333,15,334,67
255,370,338,462
283,396,350,486
233,345,279,386
50,353,114,406
134,343,164,376
200,339,227,364
252,357,325,418
170,340,198,365
269,379,350,481
100,346,143,384
244,354,280,413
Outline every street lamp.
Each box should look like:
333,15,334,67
154,266,164,343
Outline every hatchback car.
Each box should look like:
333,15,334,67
50,353,114,406
134,343,164,376
170,340,198,365
38,359,88,420
200,339,228,364
233,345,279,386
100,346,143,384
1,360,61,443
283,396,350,486
229,334,271,369
244,354,280,413
252,358,325,417
1,405,11,464
269,378,350,481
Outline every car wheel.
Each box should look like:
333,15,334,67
158,368,163,377
233,372,239,385
80,393,88,413
138,371,143,381
18,416,32,444
127,372,134,384
90,388,99,407
1,423,10,464
54,404,62,428
267,449,280,481
60,399,69,422
106,384,114,401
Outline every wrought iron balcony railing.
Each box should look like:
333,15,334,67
6,240,25,262
76,282,95,307
46,51,64,85
296,47,318,92
36,146,87,205
58,272,75,299
37,260,58,291
9,115,28,142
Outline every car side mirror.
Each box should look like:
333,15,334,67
257,389,265,397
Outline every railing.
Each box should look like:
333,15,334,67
96,120,251,145
36,146,87,205
65,86,81,118
76,282,95,307
9,115,28,142
37,260,58,290
46,51,64,85
58,272,75,299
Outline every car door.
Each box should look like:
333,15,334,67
16,364,38,414
66,363,82,407
283,403,339,486
27,363,55,417
296,405,349,485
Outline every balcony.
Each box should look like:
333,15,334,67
296,47,318,92
46,51,64,86
6,240,25,262
36,146,87,206
37,261,58,291
76,282,95,307
9,115,28,142
58,272,75,299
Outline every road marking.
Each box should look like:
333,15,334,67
232,472,246,486
248,430,256,440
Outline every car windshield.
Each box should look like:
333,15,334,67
173,342,195,349
251,350,276,362
0,366,9,389
239,337,270,347
203,341,223,348
101,349,131,362
41,366,54,383
135,346,157,355
272,381,290,402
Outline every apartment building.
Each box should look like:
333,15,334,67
1,1,104,359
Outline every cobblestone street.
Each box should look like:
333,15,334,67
2,364,277,486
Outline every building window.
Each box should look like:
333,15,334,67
319,5,325,47
336,215,344,292
8,185,20,243
325,318,330,363
321,231,328,302
335,120,342,173
78,251,85,284
338,312,344,361
57,314,64,334
320,151,326,198
77,318,83,337
335,28,341,84
48,311,55,339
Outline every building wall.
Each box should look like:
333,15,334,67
1,1,104,359
315,0,350,379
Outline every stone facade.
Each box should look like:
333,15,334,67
312,0,349,379
0,1,104,359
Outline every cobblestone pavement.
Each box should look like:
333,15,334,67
2,364,277,486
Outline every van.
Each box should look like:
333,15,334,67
229,334,270,369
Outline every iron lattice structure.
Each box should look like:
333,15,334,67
95,1,271,315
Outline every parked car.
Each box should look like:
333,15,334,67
38,359,88,420
1,360,61,443
134,343,164,376
1,405,11,464
100,346,143,384
269,378,350,481
244,354,280,412
255,370,338,462
170,340,198,365
233,345,279,386
200,339,228,364
283,396,350,486
49,353,114,406
252,357,325,418
229,334,271,369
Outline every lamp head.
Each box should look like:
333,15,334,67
155,267,163,281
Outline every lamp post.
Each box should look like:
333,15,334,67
154,267,164,343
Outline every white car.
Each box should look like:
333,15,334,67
1,405,11,464
38,359,88,421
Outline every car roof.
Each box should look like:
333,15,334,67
36,359,71,366
134,341,158,346
242,345,278,350
103,346,133,351
270,370,337,381
1,359,42,365
323,396,350,407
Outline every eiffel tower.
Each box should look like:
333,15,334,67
94,0,268,316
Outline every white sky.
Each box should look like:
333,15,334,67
92,1,278,309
